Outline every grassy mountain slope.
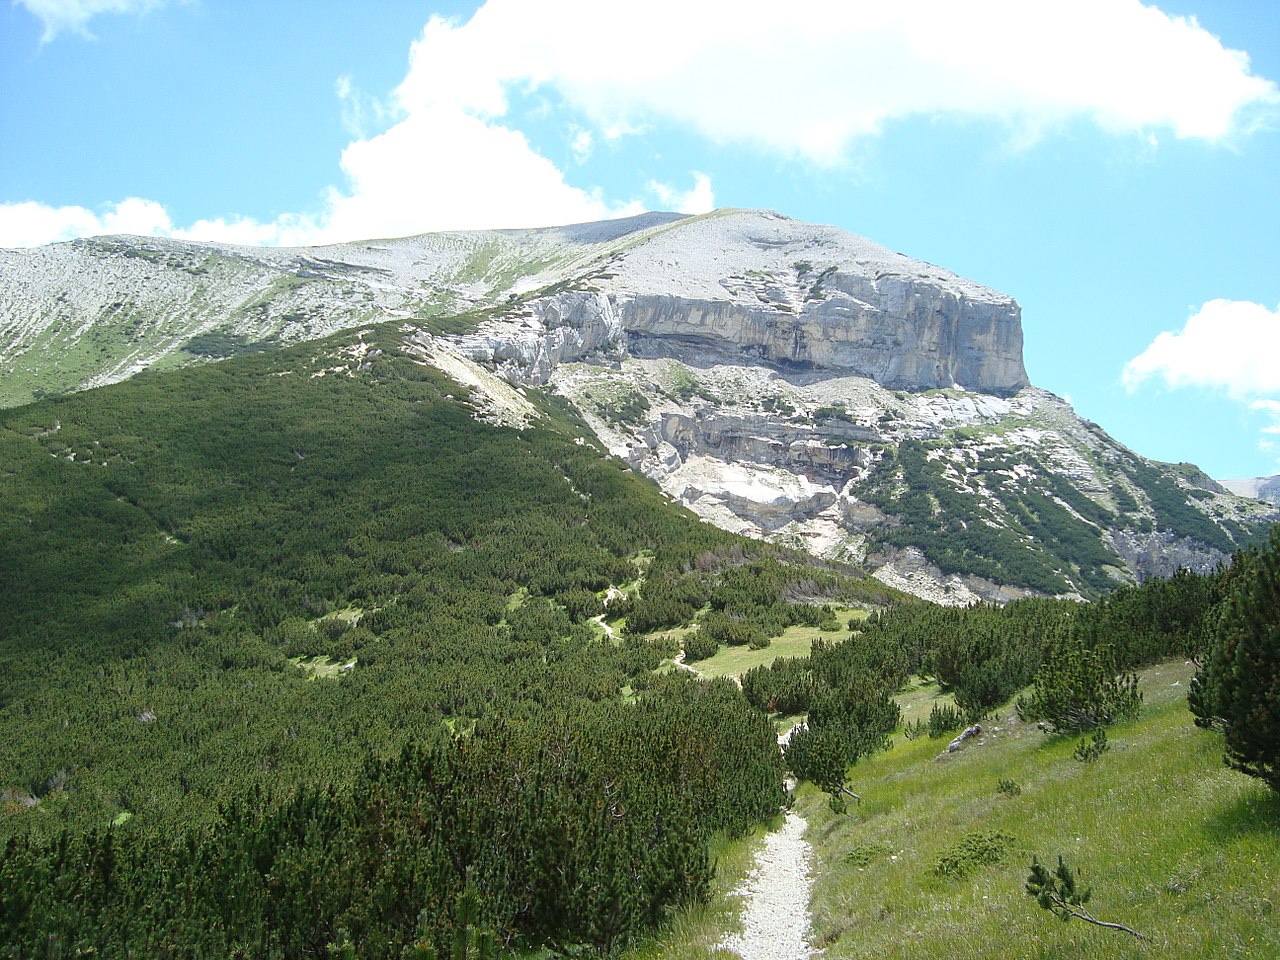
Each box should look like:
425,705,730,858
798,662,1279,959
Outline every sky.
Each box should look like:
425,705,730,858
2,0,1279,482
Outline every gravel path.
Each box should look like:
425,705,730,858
718,722,815,960
717,811,815,960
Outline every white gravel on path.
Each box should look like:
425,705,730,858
716,811,815,960
718,721,816,959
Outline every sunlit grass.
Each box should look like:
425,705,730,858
798,660,1280,959
694,607,871,681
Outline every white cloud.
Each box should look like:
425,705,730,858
17,0,170,41
646,173,715,215
1123,299,1280,396
314,106,634,242
1124,299,1280,468
395,0,1279,165
0,197,173,247
6,0,1278,248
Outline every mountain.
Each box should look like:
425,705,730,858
3,209,1274,601
1220,474,1280,505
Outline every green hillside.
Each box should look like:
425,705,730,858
0,321,896,956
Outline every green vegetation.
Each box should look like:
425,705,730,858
0,320,886,955
584,384,651,425
182,329,279,358
1026,855,1148,940
667,366,717,403
1121,454,1237,551
798,661,1280,958
1017,637,1141,733
863,439,1078,594
1190,525,1280,790
934,831,1017,878
860,438,1261,597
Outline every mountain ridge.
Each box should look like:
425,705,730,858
2,208,1274,601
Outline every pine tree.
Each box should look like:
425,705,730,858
1189,526,1280,790
1025,855,1145,940
1016,637,1140,733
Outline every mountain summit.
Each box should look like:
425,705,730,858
2,209,1273,600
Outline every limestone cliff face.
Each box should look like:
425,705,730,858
453,209,1029,391
621,279,1026,391
461,280,1028,393
459,211,1029,393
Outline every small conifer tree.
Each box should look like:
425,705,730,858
1016,638,1140,733
1026,855,1146,940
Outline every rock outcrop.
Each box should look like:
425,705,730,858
456,210,1028,394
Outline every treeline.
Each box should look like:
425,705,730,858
0,676,782,958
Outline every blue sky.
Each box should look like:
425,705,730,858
3,0,1279,482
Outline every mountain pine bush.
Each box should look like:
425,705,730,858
1189,525,1280,790
1016,637,1140,733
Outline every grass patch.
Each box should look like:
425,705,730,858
798,660,1280,958
695,607,870,681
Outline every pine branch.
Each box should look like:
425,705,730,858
1047,892,1148,941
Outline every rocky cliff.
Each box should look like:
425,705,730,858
454,210,1028,393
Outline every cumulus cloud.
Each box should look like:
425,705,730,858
1123,299,1280,396
397,0,1279,164
0,197,173,247
6,0,1278,247
1124,299,1280,467
17,0,171,41
313,106,638,241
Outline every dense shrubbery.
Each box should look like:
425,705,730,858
0,677,783,957
0,325,842,952
1190,526,1280,790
